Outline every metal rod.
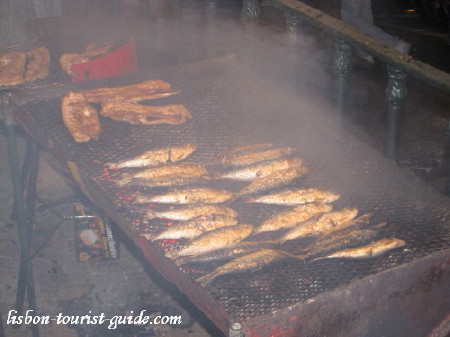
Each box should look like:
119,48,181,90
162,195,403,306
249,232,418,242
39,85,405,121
385,65,407,161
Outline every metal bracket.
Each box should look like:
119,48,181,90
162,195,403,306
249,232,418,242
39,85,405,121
229,322,245,337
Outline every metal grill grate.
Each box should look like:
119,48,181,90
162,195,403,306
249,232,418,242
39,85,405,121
17,58,450,322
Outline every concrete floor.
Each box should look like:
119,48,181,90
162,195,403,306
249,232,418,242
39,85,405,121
1,1,449,337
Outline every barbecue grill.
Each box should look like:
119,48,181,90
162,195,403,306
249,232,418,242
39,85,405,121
10,55,450,337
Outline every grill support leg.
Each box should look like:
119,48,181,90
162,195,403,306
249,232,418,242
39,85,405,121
205,0,219,57
229,322,245,337
332,39,353,118
241,0,261,27
385,65,407,161
284,11,302,89
2,94,40,337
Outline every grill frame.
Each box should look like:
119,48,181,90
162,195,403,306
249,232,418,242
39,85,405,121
10,55,450,336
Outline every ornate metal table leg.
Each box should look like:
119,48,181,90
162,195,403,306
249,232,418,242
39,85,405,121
205,0,219,57
2,94,40,337
332,39,353,118
284,11,302,89
241,0,261,27
385,65,407,161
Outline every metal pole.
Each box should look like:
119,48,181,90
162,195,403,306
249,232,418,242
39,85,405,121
385,65,407,161
2,94,40,337
284,11,302,89
332,39,353,118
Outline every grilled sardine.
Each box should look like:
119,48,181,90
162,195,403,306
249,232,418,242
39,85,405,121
217,158,302,181
166,224,254,258
196,249,296,286
220,147,296,167
312,238,406,261
117,163,208,185
277,208,359,243
253,202,333,234
244,188,340,205
133,187,234,204
127,176,207,188
215,143,274,164
106,144,196,169
151,214,238,241
175,241,279,266
145,205,237,221
237,166,308,196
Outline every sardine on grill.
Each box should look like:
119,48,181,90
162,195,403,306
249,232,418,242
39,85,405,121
215,143,274,164
127,176,208,188
166,224,254,258
253,202,333,234
105,143,196,169
101,102,192,125
175,241,279,266
219,147,297,167
312,238,406,261
243,188,340,205
151,214,238,241
277,208,359,243
117,163,208,185
196,249,297,287
133,187,234,204
61,91,101,143
216,158,302,181
145,205,238,221
237,166,308,196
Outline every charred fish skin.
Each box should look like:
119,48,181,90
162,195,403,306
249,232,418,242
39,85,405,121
105,143,196,169
220,147,297,167
152,214,238,241
175,241,279,266
145,205,238,221
278,208,359,243
253,202,334,235
244,188,340,206
313,238,406,261
133,187,235,204
216,158,302,181
237,166,308,197
166,224,254,259
196,249,295,287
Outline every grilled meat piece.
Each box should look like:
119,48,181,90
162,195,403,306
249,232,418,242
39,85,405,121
24,47,50,82
117,163,208,186
134,187,234,204
0,51,26,86
175,241,279,266
217,158,302,181
106,143,196,169
220,147,296,167
61,91,101,142
101,101,191,125
196,249,296,286
253,202,333,234
277,208,359,243
151,214,238,241
166,224,254,258
59,53,90,76
80,80,179,103
244,188,340,205
145,205,238,221
312,238,406,261
237,166,308,196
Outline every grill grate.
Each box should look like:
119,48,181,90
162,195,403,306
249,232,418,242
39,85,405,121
17,58,450,321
